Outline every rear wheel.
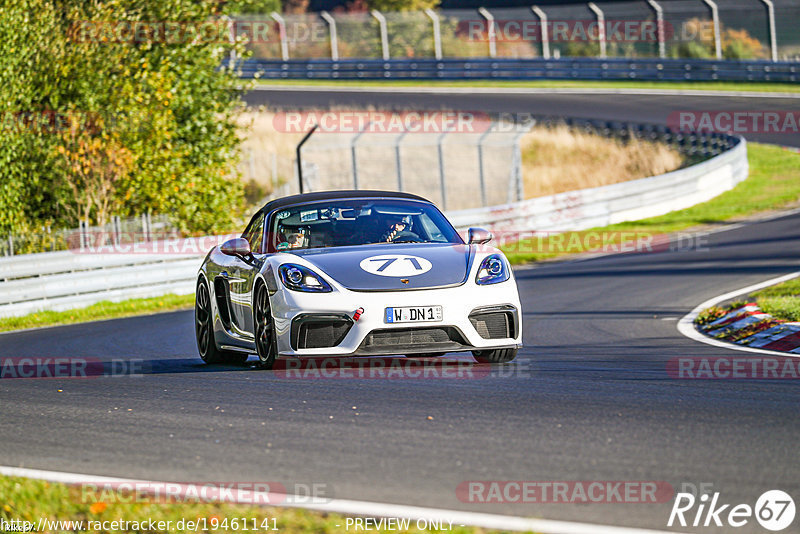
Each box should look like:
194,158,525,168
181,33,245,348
472,348,517,364
254,284,278,369
195,278,248,365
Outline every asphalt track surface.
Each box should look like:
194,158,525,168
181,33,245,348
244,87,800,147
2,90,800,532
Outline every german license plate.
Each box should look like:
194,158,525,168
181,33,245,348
385,306,443,324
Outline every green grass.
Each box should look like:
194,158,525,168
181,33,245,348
0,294,194,333
255,79,800,94
0,475,504,534
503,143,800,264
751,278,800,322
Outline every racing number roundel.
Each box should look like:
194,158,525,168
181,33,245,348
359,255,432,277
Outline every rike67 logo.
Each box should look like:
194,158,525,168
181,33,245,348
668,490,795,531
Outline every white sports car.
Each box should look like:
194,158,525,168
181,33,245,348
195,190,522,368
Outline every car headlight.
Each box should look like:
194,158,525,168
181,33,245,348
278,264,332,293
476,254,509,285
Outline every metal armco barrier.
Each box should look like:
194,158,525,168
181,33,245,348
240,57,800,82
0,125,747,318
447,136,747,234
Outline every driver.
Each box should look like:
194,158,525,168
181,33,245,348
380,215,419,243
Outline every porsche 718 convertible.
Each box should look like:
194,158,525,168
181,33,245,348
195,190,523,368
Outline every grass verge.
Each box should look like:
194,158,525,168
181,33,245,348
751,278,800,322
503,143,800,264
0,294,194,333
255,79,800,94
0,475,501,534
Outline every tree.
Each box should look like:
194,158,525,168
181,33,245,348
367,0,440,10
227,0,281,14
0,0,250,235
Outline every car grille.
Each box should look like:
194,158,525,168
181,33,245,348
364,327,450,347
292,315,353,350
358,327,468,354
469,307,517,340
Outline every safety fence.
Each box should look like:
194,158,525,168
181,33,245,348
235,0,800,63
0,214,177,258
262,114,739,210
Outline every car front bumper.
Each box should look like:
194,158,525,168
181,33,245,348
269,279,523,357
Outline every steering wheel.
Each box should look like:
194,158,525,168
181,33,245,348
390,231,421,243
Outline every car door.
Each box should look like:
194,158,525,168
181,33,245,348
228,211,266,338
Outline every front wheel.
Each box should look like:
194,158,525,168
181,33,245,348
195,278,248,365
254,284,278,369
472,348,517,364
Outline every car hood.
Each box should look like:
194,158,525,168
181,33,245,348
290,243,473,291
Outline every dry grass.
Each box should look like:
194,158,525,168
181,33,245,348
237,110,304,195
238,111,685,206
520,124,685,198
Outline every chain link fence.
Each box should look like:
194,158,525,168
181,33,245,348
246,117,532,212
236,0,799,62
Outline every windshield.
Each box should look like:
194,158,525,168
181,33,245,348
265,199,463,252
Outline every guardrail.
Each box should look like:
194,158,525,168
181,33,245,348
0,123,747,319
241,57,800,82
448,135,747,234
0,236,232,318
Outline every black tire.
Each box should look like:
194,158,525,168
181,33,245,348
195,278,248,365
254,283,278,370
472,348,517,364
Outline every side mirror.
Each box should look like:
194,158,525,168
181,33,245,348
220,238,252,257
468,228,493,245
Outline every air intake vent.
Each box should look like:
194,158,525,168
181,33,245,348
469,306,517,339
292,315,353,350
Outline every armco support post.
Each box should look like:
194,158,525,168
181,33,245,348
701,0,722,60
646,0,666,59
270,12,289,61
425,9,443,60
759,0,778,62
531,6,550,60
478,8,497,59
371,10,390,61
587,2,607,59
320,11,339,61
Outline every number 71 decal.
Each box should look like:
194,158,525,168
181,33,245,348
359,255,432,277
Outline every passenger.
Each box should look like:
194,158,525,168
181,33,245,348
277,227,307,250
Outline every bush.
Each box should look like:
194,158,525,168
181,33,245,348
0,0,251,235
